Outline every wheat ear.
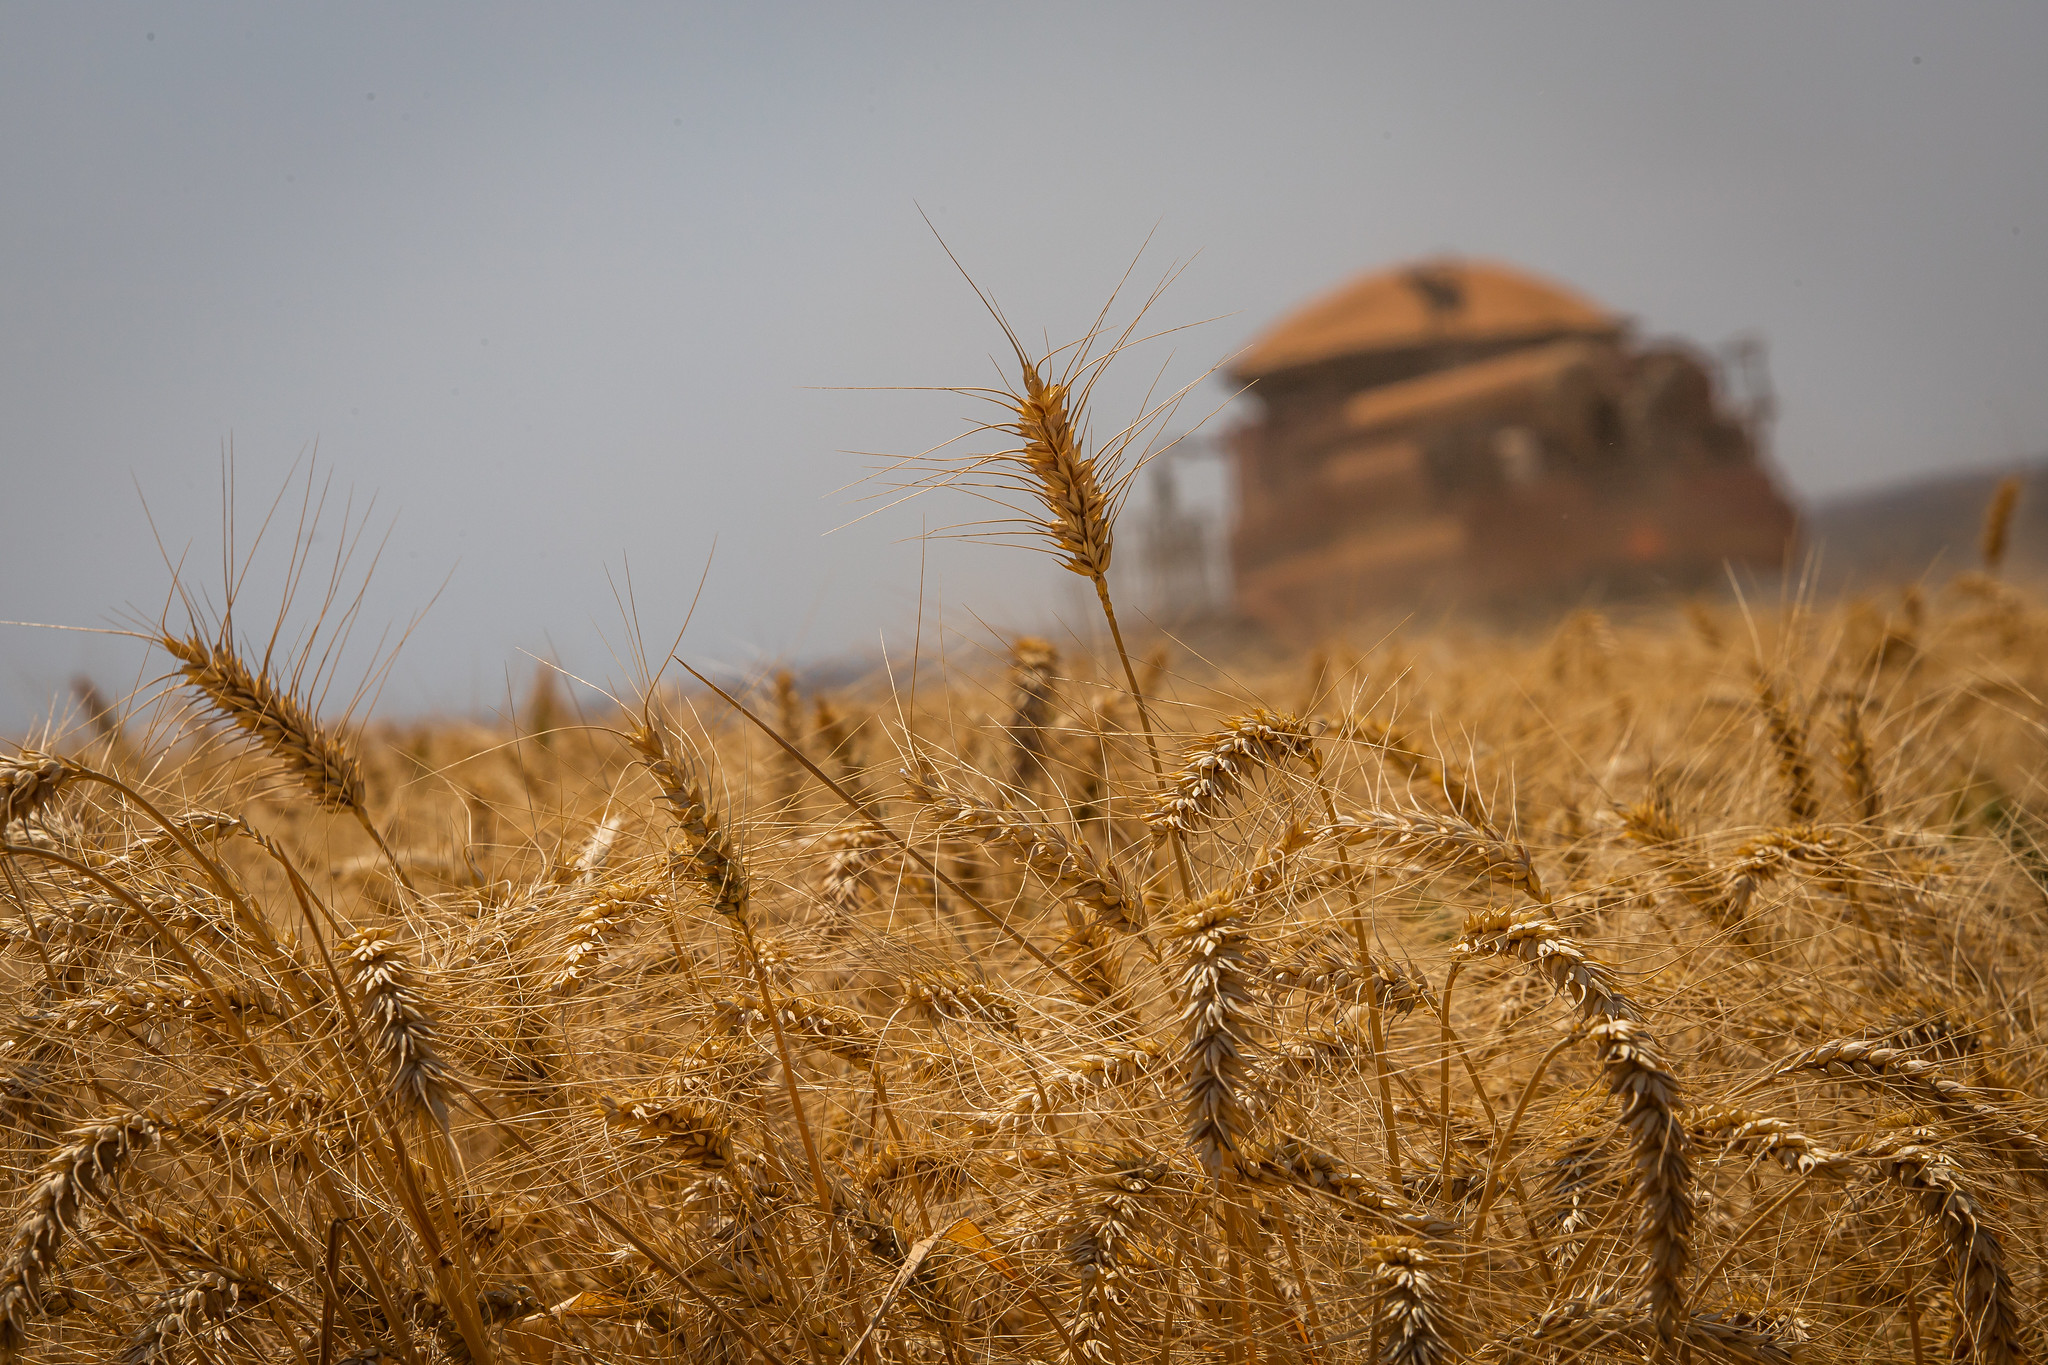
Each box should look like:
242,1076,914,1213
1147,710,1320,837
40,974,282,1035
1322,807,1547,903
628,713,749,918
901,971,1021,1032
819,819,891,921
553,878,661,994
1621,795,1744,935
1776,1040,2048,1188
994,342,1192,897
1004,636,1060,788
717,991,878,1067
1588,1017,1693,1355
1751,670,1819,824
121,1267,272,1365
1458,913,1691,1350
161,630,365,810
1982,475,2022,573
1173,894,1262,1178
904,764,1143,931
598,1094,735,1169
1688,1108,1859,1179
341,928,456,1131
1454,909,1634,1021
0,1112,159,1359
158,631,420,898
1834,696,1883,822
972,1040,1161,1134
1868,1139,2026,1365
1067,1149,1165,1365
0,754,72,831
1478,1297,1801,1365
1369,1236,1450,1365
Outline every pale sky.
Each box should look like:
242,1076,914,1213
4,3,2046,731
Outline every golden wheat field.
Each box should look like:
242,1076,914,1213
5,321,2048,1365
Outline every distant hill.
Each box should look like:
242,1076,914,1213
1801,457,2048,587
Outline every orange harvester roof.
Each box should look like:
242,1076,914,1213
1230,258,1622,381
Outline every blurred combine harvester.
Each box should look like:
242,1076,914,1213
1226,258,1798,629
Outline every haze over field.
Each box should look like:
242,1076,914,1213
3,3,2046,729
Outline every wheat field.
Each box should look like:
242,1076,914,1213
4,317,2046,1365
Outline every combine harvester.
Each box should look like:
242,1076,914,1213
1226,259,1798,631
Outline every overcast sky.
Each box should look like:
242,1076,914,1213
4,3,2045,732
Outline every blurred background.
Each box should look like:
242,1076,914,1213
3,2,2045,731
